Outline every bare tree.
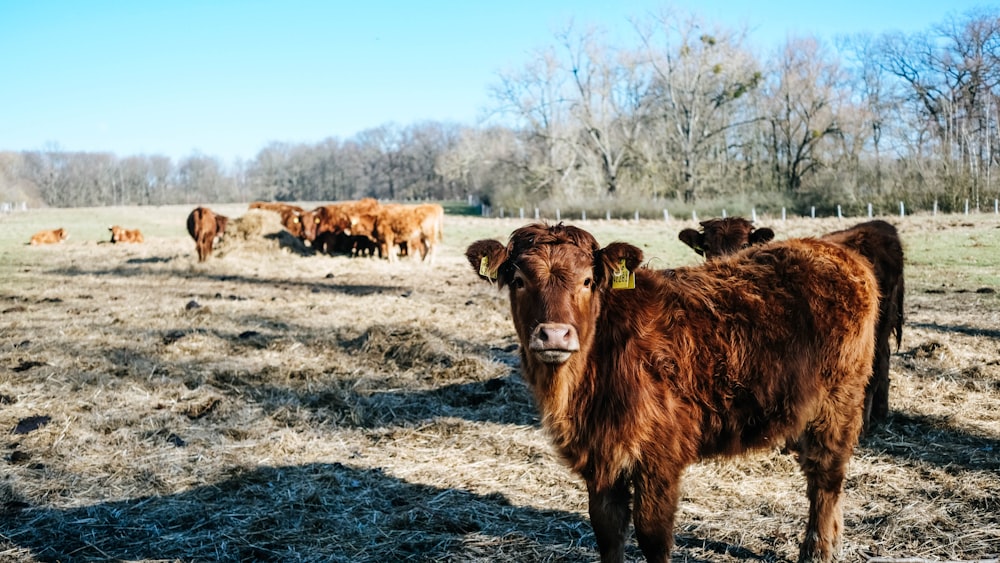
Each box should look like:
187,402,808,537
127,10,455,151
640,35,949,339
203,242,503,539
636,10,762,202
763,36,846,196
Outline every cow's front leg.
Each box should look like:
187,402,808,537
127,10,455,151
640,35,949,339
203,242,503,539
587,475,631,563
632,469,679,563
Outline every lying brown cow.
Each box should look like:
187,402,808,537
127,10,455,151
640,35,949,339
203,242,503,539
29,228,68,245
678,217,905,432
467,223,878,563
108,225,144,243
186,206,229,262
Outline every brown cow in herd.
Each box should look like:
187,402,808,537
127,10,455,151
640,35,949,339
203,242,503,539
249,201,307,238
678,217,904,433
29,228,68,245
186,206,229,262
467,223,878,563
108,225,144,243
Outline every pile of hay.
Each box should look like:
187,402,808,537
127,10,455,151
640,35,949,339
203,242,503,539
215,209,310,257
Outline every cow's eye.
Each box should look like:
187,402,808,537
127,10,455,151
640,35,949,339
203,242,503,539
512,276,526,290
582,277,592,289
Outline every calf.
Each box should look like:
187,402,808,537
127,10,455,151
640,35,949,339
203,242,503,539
186,206,229,262
467,223,878,563
678,217,774,259
678,217,904,432
108,225,144,243
29,228,68,245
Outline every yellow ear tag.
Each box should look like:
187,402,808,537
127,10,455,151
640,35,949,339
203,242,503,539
479,256,497,280
612,258,635,289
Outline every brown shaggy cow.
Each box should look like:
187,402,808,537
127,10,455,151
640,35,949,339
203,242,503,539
186,206,229,262
678,217,904,432
467,223,878,563
108,225,144,243
248,202,306,238
678,217,774,259
372,203,444,262
29,228,68,245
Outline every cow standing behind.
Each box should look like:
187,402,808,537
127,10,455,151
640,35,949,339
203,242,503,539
248,202,306,238
29,228,68,245
372,203,444,263
186,207,229,262
678,217,904,432
108,225,144,243
467,223,878,563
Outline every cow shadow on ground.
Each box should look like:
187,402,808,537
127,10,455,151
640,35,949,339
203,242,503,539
46,265,410,297
0,462,773,563
909,321,1000,340
859,411,1000,473
0,462,593,562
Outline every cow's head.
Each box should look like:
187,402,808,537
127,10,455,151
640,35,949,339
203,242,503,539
678,217,774,260
108,225,122,242
467,223,642,376
55,228,68,241
280,209,304,238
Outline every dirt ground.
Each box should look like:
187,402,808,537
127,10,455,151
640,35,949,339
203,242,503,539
0,212,997,562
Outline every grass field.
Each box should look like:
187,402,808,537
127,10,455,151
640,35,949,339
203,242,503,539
0,205,998,562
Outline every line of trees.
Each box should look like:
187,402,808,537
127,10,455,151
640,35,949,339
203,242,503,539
3,7,1000,216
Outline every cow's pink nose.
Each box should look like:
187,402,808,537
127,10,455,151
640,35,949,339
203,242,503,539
530,323,580,352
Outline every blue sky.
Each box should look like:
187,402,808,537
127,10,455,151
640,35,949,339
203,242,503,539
0,1,991,163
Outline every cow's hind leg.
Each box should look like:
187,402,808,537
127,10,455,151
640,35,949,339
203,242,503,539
796,397,862,563
587,476,631,563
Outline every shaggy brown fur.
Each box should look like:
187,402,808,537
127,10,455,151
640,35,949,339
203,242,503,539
678,217,904,432
185,206,228,262
467,223,878,563
108,225,144,243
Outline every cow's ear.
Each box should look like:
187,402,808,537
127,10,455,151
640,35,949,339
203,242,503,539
678,228,705,256
596,242,643,287
749,227,775,245
466,239,508,284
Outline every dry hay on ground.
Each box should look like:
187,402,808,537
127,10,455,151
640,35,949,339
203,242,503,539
215,208,311,258
0,214,997,562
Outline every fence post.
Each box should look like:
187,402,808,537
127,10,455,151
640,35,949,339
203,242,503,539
868,203,873,218
691,210,698,222
837,205,842,219
606,210,611,221
995,198,998,215
781,207,786,222
535,208,540,220
899,201,905,217
500,207,504,219
519,207,524,220
965,199,970,215
663,209,670,222
634,210,639,222
751,207,757,222
722,209,727,218
556,209,561,221
933,200,938,216
582,210,586,220
811,206,816,219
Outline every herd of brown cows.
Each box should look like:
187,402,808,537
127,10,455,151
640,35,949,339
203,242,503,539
181,199,444,263
678,217,905,434
256,199,445,263
468,221,887,563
